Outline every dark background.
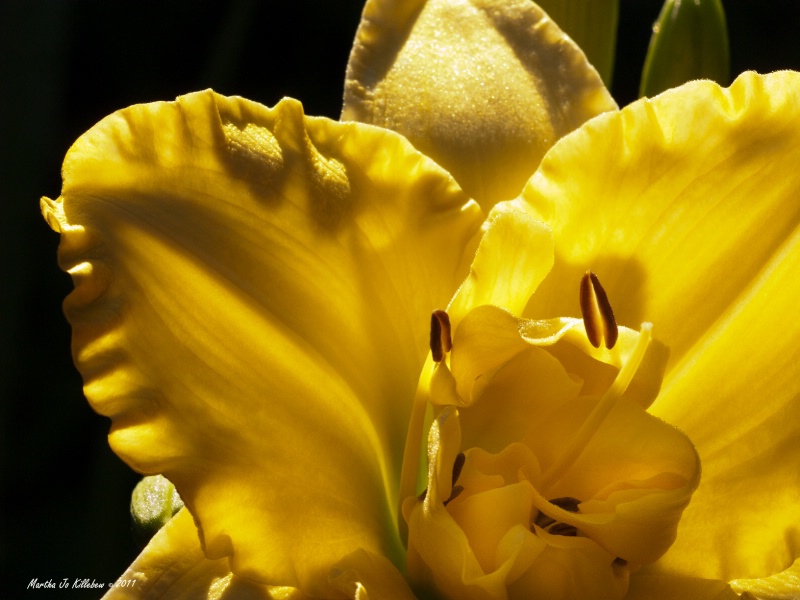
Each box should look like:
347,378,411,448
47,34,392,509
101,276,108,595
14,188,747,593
2,0,798,596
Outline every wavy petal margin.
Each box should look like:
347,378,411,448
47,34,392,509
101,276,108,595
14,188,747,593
342,0,616,210
521,71,800,584
42,90,483,595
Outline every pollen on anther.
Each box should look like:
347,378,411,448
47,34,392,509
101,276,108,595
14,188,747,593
430,309,452,362
580,271,618,349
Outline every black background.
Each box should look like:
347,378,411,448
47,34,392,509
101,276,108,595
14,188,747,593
2,0,798,596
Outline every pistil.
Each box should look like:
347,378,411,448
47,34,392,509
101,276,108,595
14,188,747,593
540,322,652,489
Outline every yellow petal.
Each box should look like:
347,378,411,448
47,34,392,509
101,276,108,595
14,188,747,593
731,556,800,599
329,549,418,600
455,342,579,453
342,0,617,210
446,305,666,425
520,71,800,580
507,537,629,600
522,70,800,371
105,508,298,600
447,204,554,325
42,90,483,594
403,407,521,599
626,566,740,600
652,227,800,581
528,396,699,565
447,480,536,575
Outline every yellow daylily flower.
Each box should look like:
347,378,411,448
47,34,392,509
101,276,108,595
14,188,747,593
41,0,800,598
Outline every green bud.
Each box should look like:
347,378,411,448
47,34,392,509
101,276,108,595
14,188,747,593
537,0,620,88
640,0,730,98
130,475,184,547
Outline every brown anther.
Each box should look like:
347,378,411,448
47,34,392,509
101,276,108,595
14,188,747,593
451,452,466,488
613,557,627,567
443,485,464,507
580,271,618,349
549,496,581,513
532,512,556,529
548,523,578,537
429,309,452,362
532,497,581,530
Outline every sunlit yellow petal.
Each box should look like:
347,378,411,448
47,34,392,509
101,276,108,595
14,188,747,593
104,508,298,600
528,396,699,565
626,566,740,600
520,71,800,581
446,304,667,422
652,221,800,580
41,90,483,594
342,0,617,210
731,556,800,599
447,205,554,325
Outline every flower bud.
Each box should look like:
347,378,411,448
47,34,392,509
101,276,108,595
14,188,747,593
640,0,730,97
130,475,184,547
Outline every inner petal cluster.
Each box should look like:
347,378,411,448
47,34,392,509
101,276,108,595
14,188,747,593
402,298,700,600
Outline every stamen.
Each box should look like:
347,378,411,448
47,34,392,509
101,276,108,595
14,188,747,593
532,497,581,529
429,309,452,362
399,359,436,544
580,271,618,349
548,523,578,537
441,453,467,507
451,452,466,488
443,485,464,507
540,323,652,489
533,513,556,529
549,496,581,513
